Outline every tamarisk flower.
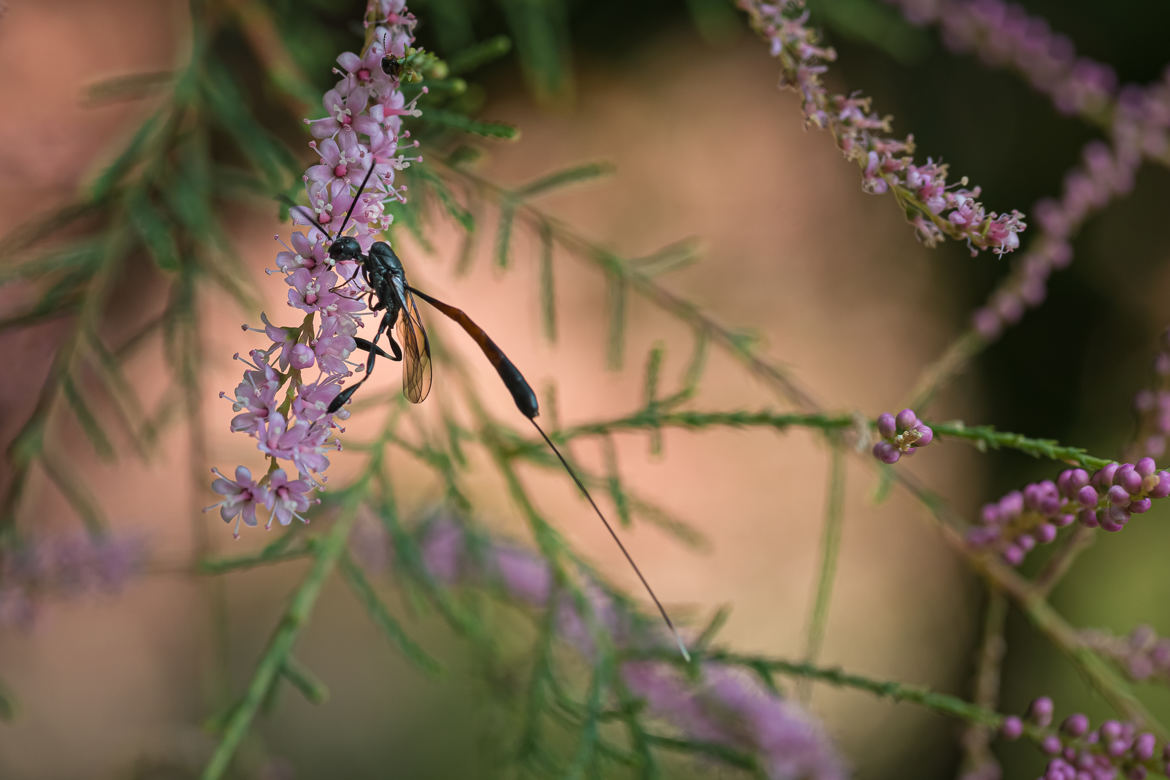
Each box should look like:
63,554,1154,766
1081,625,1170,685
966,459,1170,566
871,408,933,464
0,533,145,628
881,0,1170,340
622,661,846,780
210,0,423,536
884,0,1117,119
1000,696,1164,780
737,0,1025,257
354,517,847,779
969,74,1170,339
1125,328,1170,461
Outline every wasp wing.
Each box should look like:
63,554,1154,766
395,289,433,404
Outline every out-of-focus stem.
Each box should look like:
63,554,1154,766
958,588,1008,778
906,329,987,413
1035,525,1096,597
799,440,846,703
200,508,358,780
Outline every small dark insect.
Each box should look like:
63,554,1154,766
381,53,404,80
288,165,690,661
380,34,407,81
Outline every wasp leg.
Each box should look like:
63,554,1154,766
329,263,365,298
328,311,394,413
353,335,403,361
353,337,391,359
385,334,403,361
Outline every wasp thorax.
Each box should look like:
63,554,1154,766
368,242,405,274
328,236,363,262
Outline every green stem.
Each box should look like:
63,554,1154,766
200,510,357,780
0,677,14,721
1034,525,1095,597
524,408,1122,473
731,655,1001,726
337,552,441,674
629,647,1010,731
958,588,1008,778
928,420,1114,471
798,441,846,703
559,410,852,439
280,655,329,704
642,733,760,773
906,329,988,413
197,545,314,574
630,646,1163,775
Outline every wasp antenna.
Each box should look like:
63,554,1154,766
528,418,690,662
336,163,378,238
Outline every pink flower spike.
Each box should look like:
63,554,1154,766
739,0,1026,257
215,0,421,536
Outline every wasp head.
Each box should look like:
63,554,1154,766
328,236,363,262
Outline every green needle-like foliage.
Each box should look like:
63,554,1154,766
6,2,1170,779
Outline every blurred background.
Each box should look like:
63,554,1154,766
2,0,1170,778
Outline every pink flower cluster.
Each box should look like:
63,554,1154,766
209,0,423,537
353,517,847,779
886,0,1117,118
737,0,1026,256
1001,696,1165,780
966,459,1170,566
0,532,144,628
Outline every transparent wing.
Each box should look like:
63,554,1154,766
395,290,432,404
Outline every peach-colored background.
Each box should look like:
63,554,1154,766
0,2,989,777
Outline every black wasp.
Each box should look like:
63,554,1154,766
289,164,690,661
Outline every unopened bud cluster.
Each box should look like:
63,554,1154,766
1001,696,1165,780
872,409,934,464
967,458,1170,565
